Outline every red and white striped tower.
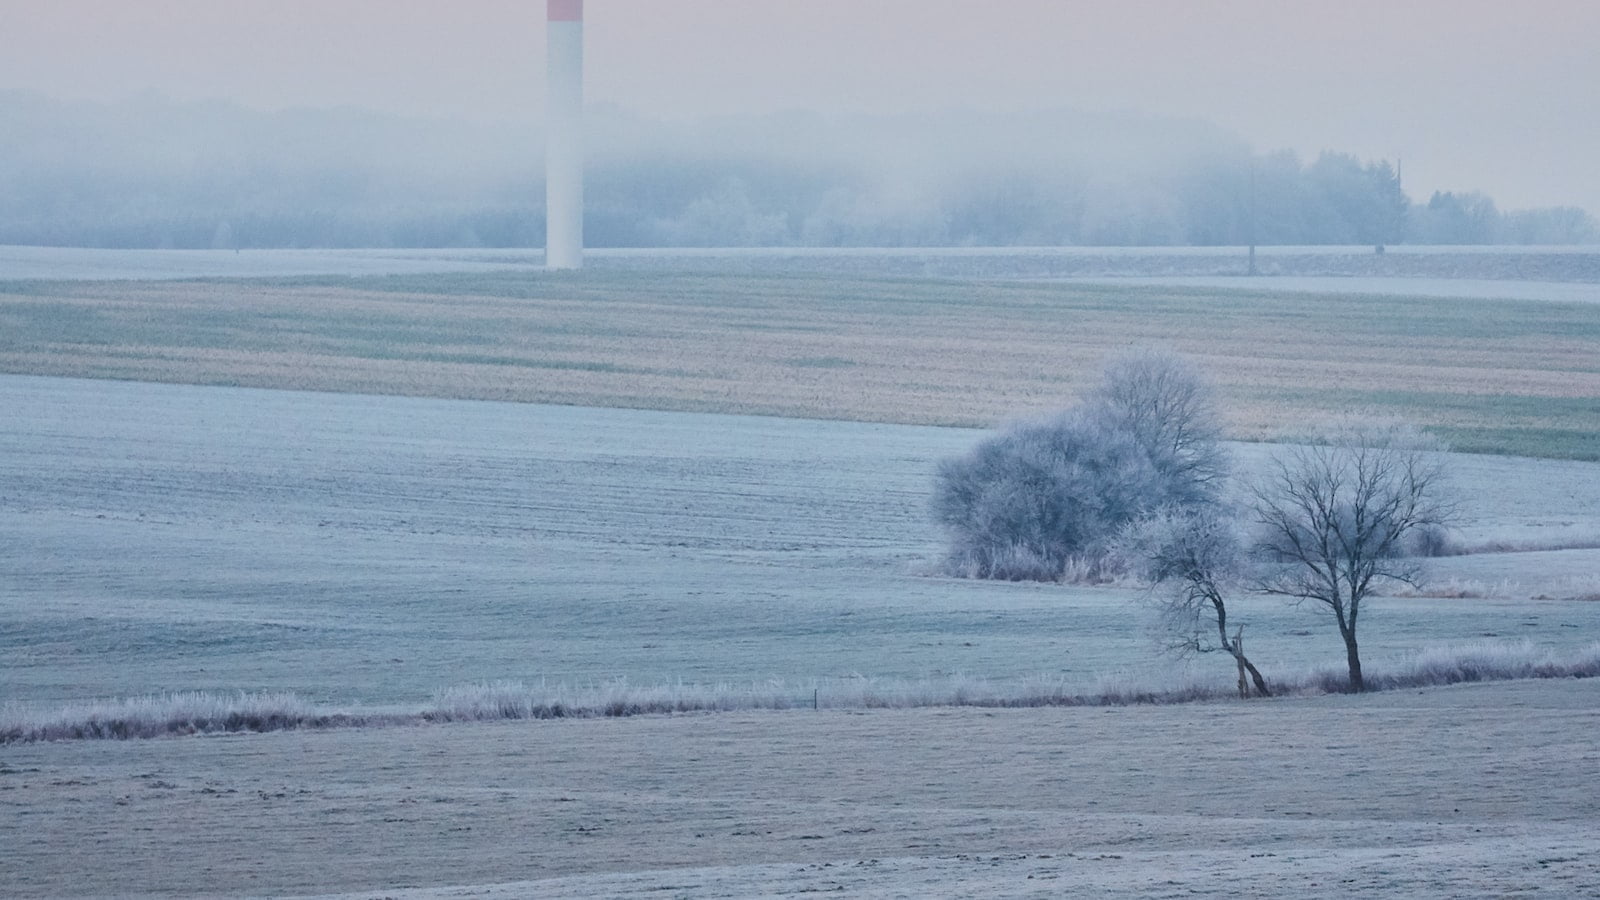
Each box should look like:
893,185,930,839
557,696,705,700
545,0,584,269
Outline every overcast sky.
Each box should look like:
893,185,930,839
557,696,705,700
5,0,1598,213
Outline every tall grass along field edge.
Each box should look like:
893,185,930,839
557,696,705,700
4,641,1597,745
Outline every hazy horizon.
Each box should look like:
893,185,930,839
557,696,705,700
14,89,1593,251
5,0,1598,216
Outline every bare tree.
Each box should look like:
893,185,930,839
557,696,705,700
1251,425,1453,692
1120,506,1270,697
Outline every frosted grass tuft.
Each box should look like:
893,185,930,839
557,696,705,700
0,691,391,744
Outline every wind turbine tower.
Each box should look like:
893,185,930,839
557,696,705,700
546,0,584,269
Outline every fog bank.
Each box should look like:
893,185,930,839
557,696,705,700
2,92,1593,250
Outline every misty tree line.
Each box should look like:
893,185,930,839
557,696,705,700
4,91,1594,249
8,153,1591,250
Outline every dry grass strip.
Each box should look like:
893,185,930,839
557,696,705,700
3,271,1597,455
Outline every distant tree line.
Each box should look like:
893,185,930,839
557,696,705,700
9,155,1591,250
3,92,1593,249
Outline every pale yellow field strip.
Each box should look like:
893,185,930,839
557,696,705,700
3,274,1597,453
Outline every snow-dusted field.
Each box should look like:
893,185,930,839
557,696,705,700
3,678,1596,898
4,252,1599,897
4,374,1599,712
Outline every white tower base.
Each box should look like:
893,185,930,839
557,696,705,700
546,0,584,270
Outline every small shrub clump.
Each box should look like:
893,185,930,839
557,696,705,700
933,350,1227,580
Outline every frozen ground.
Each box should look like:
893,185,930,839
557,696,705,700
1059,274,1600,303
2,678,1596,898
4,374,1599,710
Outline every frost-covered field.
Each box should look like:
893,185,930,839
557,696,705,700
3,679,1597,898
4,251,1600,897
4,374,1599,714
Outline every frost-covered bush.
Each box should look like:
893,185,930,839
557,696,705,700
1401,522,1460,558
1085,350,1228,503
934,351,1226,580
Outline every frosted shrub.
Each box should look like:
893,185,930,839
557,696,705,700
1402,522,1461,558
1086,350,1228,504
934,350,1226,580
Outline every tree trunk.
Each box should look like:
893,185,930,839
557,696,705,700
1230,628,1271,698
1240,655,1272,697
1344,631,1365,692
